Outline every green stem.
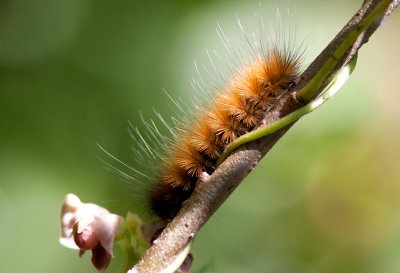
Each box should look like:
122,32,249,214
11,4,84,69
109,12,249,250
296,0,391,101
216,54,357,166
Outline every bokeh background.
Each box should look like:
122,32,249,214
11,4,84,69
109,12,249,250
1,0,399,272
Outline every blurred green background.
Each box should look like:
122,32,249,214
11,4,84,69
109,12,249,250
1,0,399,272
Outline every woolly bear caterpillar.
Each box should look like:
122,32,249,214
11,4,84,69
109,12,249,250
135,20,301,220
118,14,304,221
149,55,301,219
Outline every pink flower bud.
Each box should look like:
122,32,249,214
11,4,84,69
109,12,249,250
59,194,123,272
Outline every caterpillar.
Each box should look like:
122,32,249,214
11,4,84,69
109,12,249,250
114,19,303,221
148,53,301,220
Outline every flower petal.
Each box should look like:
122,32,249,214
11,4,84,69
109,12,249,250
73,224,99,250
92,213,123,256
91,244,111,272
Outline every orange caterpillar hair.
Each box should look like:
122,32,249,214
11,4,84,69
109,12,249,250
148,48,301,220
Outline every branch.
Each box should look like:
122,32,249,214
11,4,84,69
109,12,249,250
131,1,399,272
